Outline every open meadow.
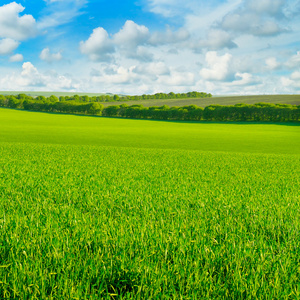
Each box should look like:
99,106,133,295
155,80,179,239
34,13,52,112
0,108,299,299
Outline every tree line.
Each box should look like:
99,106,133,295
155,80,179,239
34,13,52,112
0,91,212,105
0,94,299,122
101,103,300,122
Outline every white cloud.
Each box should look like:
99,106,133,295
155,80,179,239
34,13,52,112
0,62,79,91
194,29,237,51
285,51,300,69
247,0,285,16
9,53,23,62
228,72,260,86
86,60,196,94
133,62,170,76
220,0,289,37
265,57,281,70
158,71,195,86
184,0,243,34
251,20,287,36
0,2,37,40
114,20,149,48
91,65,138,85
200,51,233,81
40,48,63,63
18,62,45,87
0,38,19,55
80,27,114,61
221,12,256,32
221,12,286,37
80,20,159,62
21,62,39,76
80,18,237,63
112,21,154,61
291,71,300,80
281,72,300,90
127,46,154,62
281,70,300,90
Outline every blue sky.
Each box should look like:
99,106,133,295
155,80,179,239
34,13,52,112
0,0,300,95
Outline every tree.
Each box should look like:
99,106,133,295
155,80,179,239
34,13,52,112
0,95,7,107
36,96,46,102
48,95,59,103
7,96,20,108
82,95,89,102
87,102,103,115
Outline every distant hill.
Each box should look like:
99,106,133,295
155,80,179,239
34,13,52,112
1,91,299,107
0,91,117,97
101,94,300,107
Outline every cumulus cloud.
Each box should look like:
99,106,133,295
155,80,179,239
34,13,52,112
80,27,114,61
228,72,260,86
9,53,23,62
0,2,37,40
0,38,19,55
21,62,38,76
0,62,78,91
80,21,156,62
114,20,149,48
291,71,300,80
91,65,138,85
39,48,63,63
265,57,281,70
87,60,196,93
285,51,300,69
18,62,45,87
81,19,233,63
281,71,300,90
80,21,153,62
113,21,154,61
84,15,232,64
200,51,233,81
133,62,170,76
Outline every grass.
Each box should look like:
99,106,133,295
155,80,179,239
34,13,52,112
0,108,300,299
1,108,300,154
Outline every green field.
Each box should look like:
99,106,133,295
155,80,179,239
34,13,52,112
1,108,300,154
0,108,299,299
101,94,300,107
